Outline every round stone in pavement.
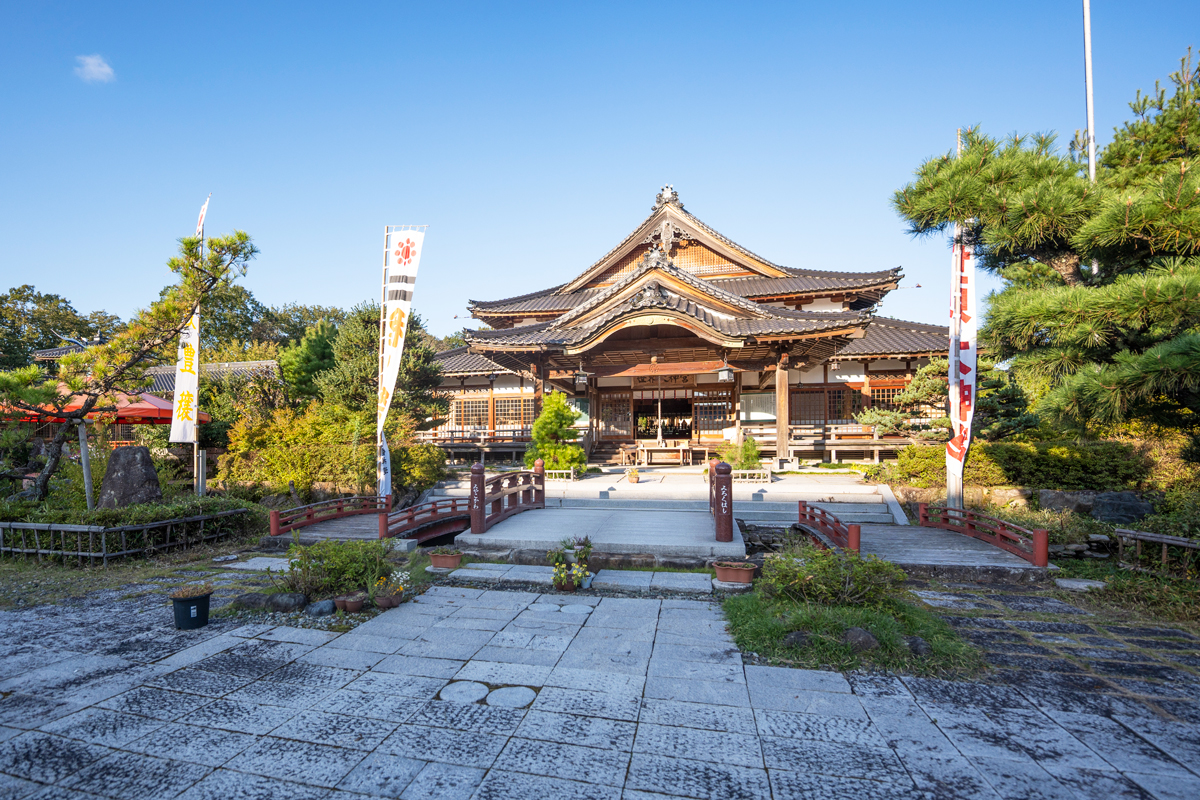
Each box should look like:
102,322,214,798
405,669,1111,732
487,686,536,708
440,681,489,703
560,604,593,614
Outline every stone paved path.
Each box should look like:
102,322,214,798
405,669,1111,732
0,586,1198,799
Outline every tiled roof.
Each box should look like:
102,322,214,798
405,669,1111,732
469,267,901,316
433,348,508,375
835,318,949,357
33,344,86,360
143,361,279,393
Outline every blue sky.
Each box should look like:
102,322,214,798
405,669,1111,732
2,1,1197,337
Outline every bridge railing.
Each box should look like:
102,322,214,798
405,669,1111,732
470,460,545,534
269,495,391,537
385,497,472,540
918,503,1049,567
797,500,860,553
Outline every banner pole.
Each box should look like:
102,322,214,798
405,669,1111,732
378,226,388,498
947,130,964,513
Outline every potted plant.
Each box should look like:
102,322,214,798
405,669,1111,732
344,591,366,613
430,546,464,569
374,570,409,608
553,562,590,592
560,537,577,563
626,467,640,484
170,583,214,630
713,560,756,584
546,546,566,566
572,536,593,564
334,595,349,611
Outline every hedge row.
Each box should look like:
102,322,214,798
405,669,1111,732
868,441,1152,491
0,495,270,538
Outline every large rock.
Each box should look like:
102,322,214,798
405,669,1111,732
842,627,879,653
233,592,308,613
1038,490,1098,514
1091,492,1154,525
98,446,162,508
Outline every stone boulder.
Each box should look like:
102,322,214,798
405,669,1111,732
1037,490,1098,514
233,592,308,613
1091,492,1154,525
98,446,162,509
306,599,336,617
905,636,933,657
782,630,809,648
842,627,879,652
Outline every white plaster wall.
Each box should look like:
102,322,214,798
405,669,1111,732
799,364,825,384
828,362,865,382
868,359,908,371
803,297,846,312
598,376,632,387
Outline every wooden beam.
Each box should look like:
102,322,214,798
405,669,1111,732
776,352,790,461
550,360,773,379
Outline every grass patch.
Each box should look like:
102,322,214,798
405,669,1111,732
723,590,986,677
1050,559,1200,624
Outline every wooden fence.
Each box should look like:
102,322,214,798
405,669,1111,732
1115,528,1200,579
918,503,1049,568
796,500,860,553
0,509,249,566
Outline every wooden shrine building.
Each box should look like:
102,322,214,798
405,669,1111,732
432,186,948,464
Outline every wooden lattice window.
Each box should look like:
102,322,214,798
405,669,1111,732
870,387,909,412
453,398,489,428
790,389,825,426
495,397,535,428
693,388,733,437
826,388,863,424
599,392,632,439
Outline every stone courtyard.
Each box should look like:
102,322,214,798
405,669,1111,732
0,582,1198,800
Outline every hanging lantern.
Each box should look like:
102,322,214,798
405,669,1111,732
717,357,734,383
574,361,589,390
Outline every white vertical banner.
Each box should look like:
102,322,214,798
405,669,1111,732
169,311,201,443
377,227,426,496
945,240,977,485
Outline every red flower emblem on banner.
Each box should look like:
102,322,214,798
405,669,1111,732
394,238,417,266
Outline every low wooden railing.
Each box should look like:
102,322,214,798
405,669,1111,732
1,509,248,566
731,468,772,484
1115,528,1200,579
269,495,391,537
386,497,472,540
918,503,1049,567
470,460,545,534
797,500,860,553
544,467,578,481
418,427,533,445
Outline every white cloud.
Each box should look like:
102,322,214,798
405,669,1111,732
74,55,114,83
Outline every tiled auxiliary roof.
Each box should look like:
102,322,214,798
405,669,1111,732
834,318,949,357
433,347,508,375
143,361,279,393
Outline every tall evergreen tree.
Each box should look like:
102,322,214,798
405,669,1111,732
279,319,337,402
894,51,1200,455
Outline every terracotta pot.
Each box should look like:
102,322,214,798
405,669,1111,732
430,553,463,569
629,476,640,484
714,562,755,584
554,581,577,593
375,595,396,609
334,595,348,611
344,597,365,613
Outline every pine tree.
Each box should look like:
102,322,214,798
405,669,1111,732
279,319,337,402
855,360,951,445
895,51,1200,457
524,391,586,470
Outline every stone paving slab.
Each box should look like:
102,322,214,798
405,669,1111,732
1,585,1198,799
222,557,291,572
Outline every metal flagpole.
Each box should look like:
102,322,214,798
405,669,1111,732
947,129,964,512
1083,0,1097,184
378,226,388,498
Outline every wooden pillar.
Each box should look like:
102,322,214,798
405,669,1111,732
532,359,544,418
775,352,789,462
470,463,486,533
713,461,733,542
487,377,496,436
733,370,743,445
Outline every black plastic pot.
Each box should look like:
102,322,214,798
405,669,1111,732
172,594,212,630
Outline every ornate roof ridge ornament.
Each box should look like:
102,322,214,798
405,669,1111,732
653,184,683,211
630,280,670,309
642,219,691,255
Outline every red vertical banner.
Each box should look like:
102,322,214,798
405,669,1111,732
945,239,977,484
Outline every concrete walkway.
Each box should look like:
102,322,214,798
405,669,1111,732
2,586,1197,799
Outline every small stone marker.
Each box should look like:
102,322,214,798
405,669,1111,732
486,686,536,708
440,681,489,703
1054,578,1108,592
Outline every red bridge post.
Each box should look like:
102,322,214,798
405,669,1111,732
917,503,929,526
847,523,861,553
269,509,280,537
1032,528,1049,567
533,459,545,508
797,500,807,524
377,494,392,539
714,461,733,543
470,463,486,534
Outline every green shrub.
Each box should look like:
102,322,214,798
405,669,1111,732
1140,489,1200,540
274,538,396,598
760,545,906,606
717,438,762,470
867,440,1151,490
